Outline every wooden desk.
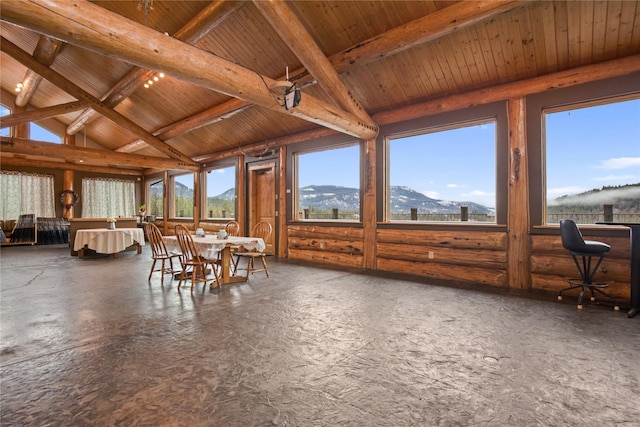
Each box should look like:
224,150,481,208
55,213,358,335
164,235,265,284
598,222,640,318
73,228,145,258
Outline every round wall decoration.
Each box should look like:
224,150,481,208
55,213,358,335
60,190,80,211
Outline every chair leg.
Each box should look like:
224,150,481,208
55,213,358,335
148,259,157,281
261,256,269,277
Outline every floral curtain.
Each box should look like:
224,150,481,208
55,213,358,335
0,171,55,220
82,177,136,218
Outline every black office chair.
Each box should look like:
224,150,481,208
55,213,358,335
558,219,619,310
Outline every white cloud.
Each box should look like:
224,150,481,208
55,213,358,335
597,157,640,170
465,190,493,197
446,183,467,188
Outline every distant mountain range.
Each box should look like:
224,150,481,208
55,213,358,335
548,183,640,213
165,182,640,214
299,185,493,213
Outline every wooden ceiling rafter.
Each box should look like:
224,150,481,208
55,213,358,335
253,0,375,128
66,0,245,136
0,136,199,172
0,155,144,177
14,35,62,107
0,0,378,140
119,0,524,155
0,101,88,128
0,36,198,167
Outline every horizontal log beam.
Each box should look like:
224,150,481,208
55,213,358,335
0,101,87,128
0,154,143,176
0,137,199,171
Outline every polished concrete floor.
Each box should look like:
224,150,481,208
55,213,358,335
1,244,639,426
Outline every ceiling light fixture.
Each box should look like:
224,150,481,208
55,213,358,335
15,83,23,92
143,72,165,89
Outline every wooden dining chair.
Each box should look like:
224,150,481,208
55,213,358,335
220,220,241,269
144,222,181,285
233,221,272,278
174,224,221,292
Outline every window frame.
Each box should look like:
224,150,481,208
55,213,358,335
170,172,195,219
384,118,498,224
287,133,363,224
376,102,508,228
527,74,640,228
201,160,237,220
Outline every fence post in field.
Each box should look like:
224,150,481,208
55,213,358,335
603,204,613,222
209,209,213,218
332,208,339,219
461,205,469,221
411,208,418,221
304,208,309,219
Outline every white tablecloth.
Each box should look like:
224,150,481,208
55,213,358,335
163,235,265,259
73,228,145,254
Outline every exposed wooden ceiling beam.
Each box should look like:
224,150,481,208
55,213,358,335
0,154,143,176
0,101,87,128
14,35,62,107
0,0,378,140
253,0,374,126
0,137,199,171
0,36,197,167
120,0,523,154
66,0,245,135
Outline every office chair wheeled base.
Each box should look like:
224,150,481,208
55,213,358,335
558,279,620,311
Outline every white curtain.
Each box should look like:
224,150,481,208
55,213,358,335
0,171,55,220
82,178,136,218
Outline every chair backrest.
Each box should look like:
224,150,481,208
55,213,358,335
175,224,200,264
251,221,272,242
145,222,170,258
560,219,587,252
224,220,240,236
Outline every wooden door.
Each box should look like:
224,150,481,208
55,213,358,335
248,162,276,255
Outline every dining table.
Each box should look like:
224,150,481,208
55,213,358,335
73,228,145,258
163,234,265,285
597,222,640,318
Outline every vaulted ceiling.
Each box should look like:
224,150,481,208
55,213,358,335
1,1,639,173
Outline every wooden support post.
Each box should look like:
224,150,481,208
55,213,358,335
277,146,288,258
363,138,377,269
507,97,531,290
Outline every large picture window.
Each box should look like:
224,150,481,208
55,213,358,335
294,143,360,221
386,120,496,223
173,173,194,218
204,165,236,219
544,97,640,224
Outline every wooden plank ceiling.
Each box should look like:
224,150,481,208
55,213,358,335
1,0,639,172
